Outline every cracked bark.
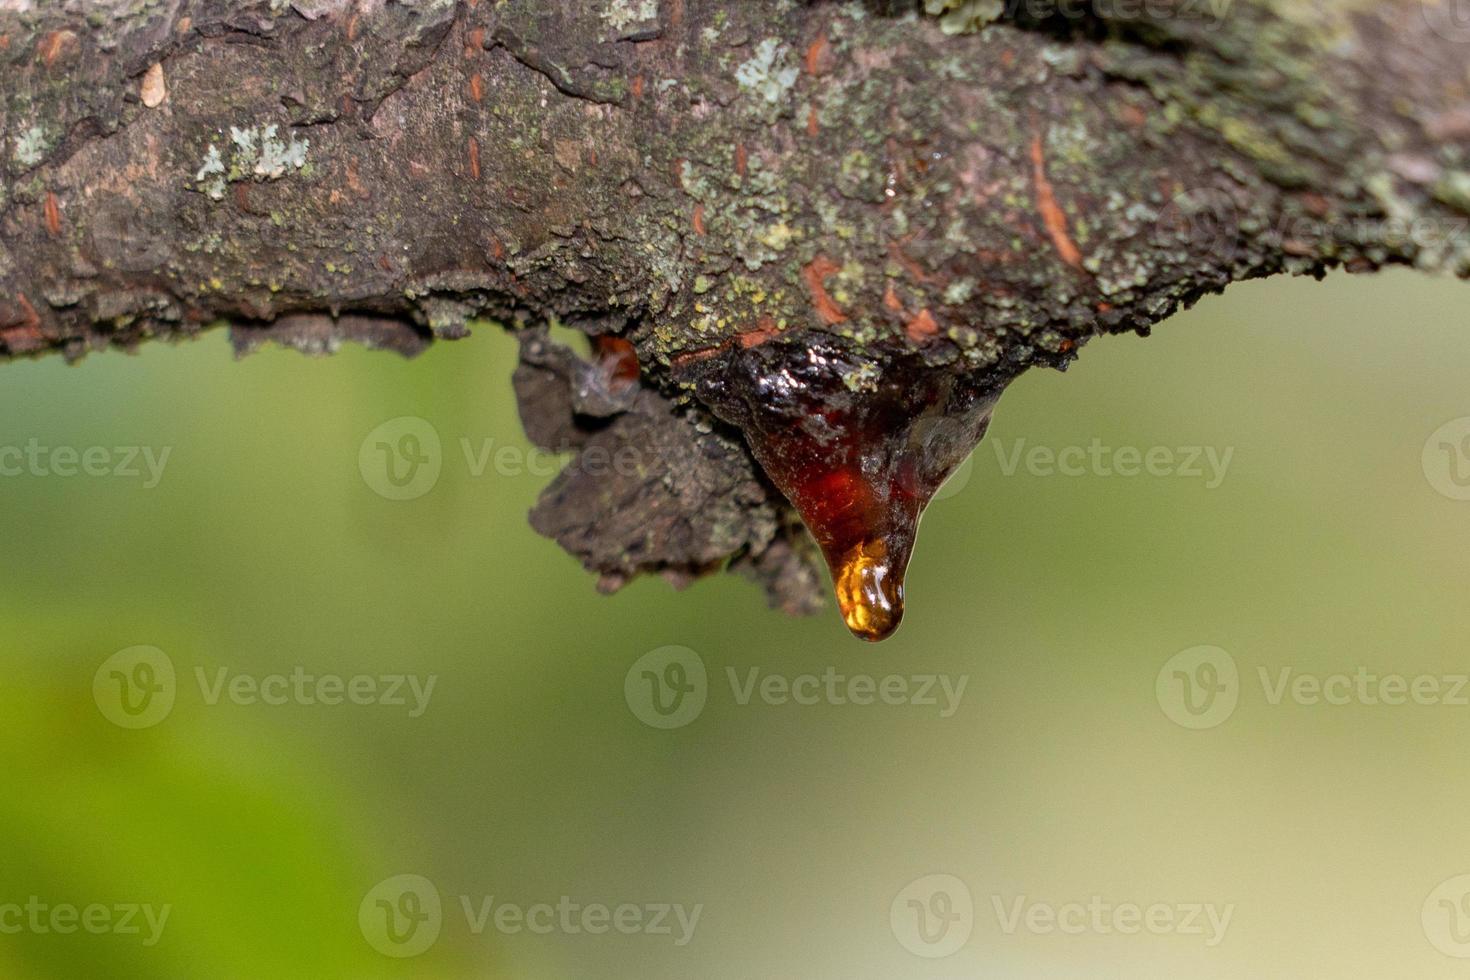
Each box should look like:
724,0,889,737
1,0,1467,622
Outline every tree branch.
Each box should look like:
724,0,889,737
2,0,1466,632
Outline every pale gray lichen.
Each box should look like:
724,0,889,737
602,0,658,33
254,125,309,179
195,145,227,200
736,39,800,105
13,125,48,168
230,126,258,160
923,0,1005,35
194,123,309,199
944,278,977,304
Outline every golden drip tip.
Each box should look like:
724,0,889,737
832,540,905,642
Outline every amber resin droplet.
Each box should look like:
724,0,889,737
679,337,1006,642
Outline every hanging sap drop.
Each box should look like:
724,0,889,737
833,539,903,642
678,337,1005,642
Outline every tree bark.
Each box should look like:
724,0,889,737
2,0,1467,615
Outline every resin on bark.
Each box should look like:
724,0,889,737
679,338,1009,641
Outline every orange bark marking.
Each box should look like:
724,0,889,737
801,256,848,326
807,107,820,138
692,204,707,236
469,73,484,103
468,137,481,181
17,293,40,329
805,34,832,76
905,309,939,343
1029,133,1084,271
734,143,748,179
38,30,73,67
883,283,903,312
631,75,645,100
739,317,781,348
670,341,730,369
345,159,368,199
43,192,60,237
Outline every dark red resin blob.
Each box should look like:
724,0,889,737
681,338,1006,641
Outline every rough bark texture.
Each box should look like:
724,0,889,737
2,0,1467,613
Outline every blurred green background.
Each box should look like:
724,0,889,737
3,268,1470,979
